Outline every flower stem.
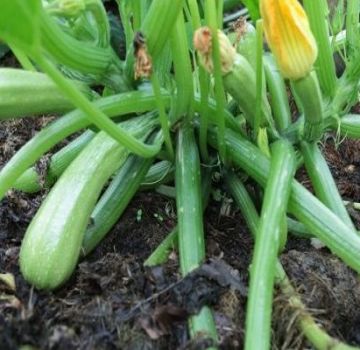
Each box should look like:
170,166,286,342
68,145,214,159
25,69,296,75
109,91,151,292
205,0,227,163
303,0,337,97
346,0,360,55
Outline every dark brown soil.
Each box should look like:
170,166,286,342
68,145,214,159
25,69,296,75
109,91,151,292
1,117,360,350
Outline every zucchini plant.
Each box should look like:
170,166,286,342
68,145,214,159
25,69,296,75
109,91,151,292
1,0,360,348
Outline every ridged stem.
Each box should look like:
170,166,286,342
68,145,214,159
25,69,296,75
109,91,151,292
150,73,174,160
301,141,356,230
208,127,360,273
226,171,360,350
34,54,161,157
205,0,227,162
176,124,218,345
346,0,360,55
263,54,291,132
291,72,324,142
303,0,337,97
188,0,210,161
170,11,194,119
0,91,169,200
244,140,296,350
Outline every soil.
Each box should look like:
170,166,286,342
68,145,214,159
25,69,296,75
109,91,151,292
1,117,360,350
2,1,360,348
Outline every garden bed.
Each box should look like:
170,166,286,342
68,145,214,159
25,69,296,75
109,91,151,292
1,118,360,349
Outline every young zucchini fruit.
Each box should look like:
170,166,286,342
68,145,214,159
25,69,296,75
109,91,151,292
0,90,170,200
223,54,273,129
81,133,158,255
20,115,158,290
0,68,93,119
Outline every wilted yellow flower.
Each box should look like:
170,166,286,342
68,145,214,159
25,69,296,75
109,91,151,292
260,0,318,80
194,27,236,75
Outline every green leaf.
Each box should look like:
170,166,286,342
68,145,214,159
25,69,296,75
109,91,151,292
0,0,41,53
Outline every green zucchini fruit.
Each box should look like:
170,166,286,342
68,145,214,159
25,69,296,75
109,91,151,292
0,68,92,119
19,115,158,290
81,135,157,255
0,90,170,200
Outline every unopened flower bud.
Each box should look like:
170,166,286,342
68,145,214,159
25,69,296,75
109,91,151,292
193,27,236,75
260,0,318,80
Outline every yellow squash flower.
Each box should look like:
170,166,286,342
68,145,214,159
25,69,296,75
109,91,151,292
260,0,318,80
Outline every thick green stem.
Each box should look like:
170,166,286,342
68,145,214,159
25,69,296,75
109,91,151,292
34,54,161,158
346,0,360,55
244,140,296,350
303,0,337,97
176,123,218,345
208,128,360,273
125,0,184,82
151,73,174,159
254,19,264,136
145,165,213,266
188,0,210,161
291,72,324,142
170,11,194,119
301,142,355,230
176,125,205,272
0,91,169,200
226,171,360,350
41,11,116,76
14,131,95,193
8,44,36,71
332,114,360,138
263,54,291,132
205,0,227,162
0,68,89,119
